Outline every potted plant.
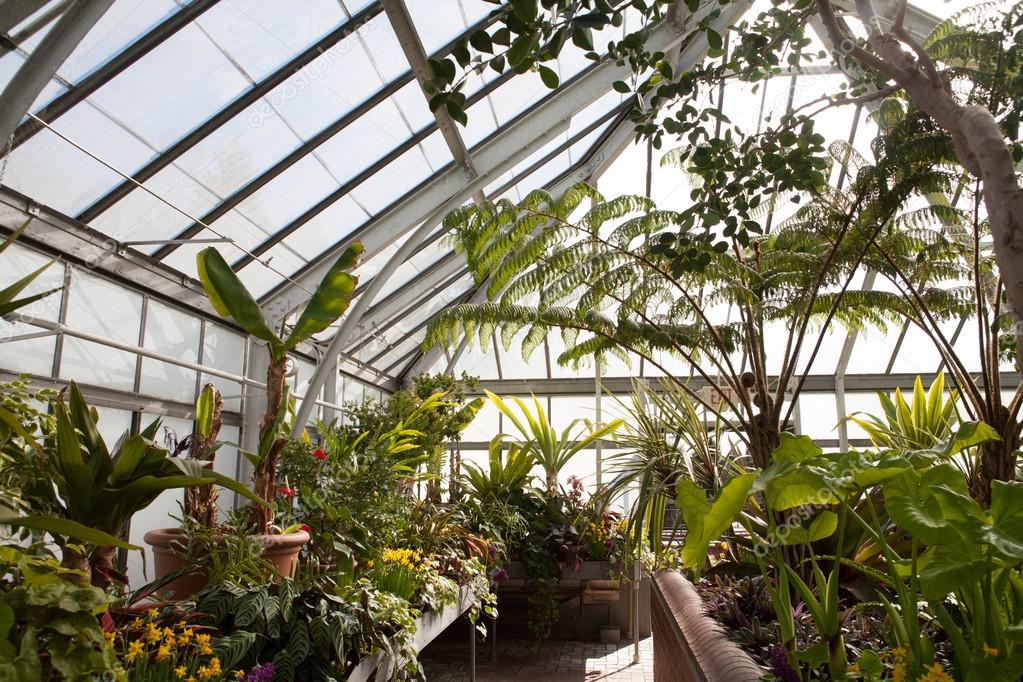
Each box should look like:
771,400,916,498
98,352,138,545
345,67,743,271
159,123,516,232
144,383,284,595
144,244,363,586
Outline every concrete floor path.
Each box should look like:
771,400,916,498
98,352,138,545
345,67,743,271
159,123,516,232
421,636,654,681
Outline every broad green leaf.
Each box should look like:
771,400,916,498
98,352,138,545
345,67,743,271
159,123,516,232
196,248,282,355
808,511,838,542
677,473,756,573
941,421,1000,459
284,243,362,349
0,514,139,549
538,64,559,88
771,433,822,463
917,544,984,599
884,465,965,546
765,468,839,510
990,480,1023,544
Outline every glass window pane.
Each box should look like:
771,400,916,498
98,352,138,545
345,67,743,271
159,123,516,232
201,323,246,413
139,300,200,403
60,269,142,390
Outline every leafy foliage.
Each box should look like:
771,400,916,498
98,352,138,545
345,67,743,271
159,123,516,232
0,544,118,681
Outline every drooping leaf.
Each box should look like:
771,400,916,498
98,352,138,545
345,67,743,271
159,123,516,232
284,243,363,349
196,248,282,355
0,514,139,550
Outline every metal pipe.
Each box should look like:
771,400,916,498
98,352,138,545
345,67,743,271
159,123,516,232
6,312,345,412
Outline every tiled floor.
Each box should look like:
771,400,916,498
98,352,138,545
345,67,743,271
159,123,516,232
421,636,655,681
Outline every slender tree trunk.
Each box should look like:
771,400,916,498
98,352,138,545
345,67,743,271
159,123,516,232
818,0,1023,500
250,356,288,534
60,546,90,585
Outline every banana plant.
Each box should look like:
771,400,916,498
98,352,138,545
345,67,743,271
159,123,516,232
195,243,362,533
484,390,622,494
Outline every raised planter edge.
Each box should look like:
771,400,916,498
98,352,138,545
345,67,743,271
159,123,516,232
346,585,474,682
651,570,764,682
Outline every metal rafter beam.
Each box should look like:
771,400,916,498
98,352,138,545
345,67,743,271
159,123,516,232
265,0,746,323
75,2,384,225
471,372,1021,396
1,0,72,57
0,0,49,37
380,0,478,179
9,0,221,150
150,8,501,262
338,100,630,354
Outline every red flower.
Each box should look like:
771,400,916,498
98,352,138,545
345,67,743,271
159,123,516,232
300,523,311,533
313,448,327,461
279,485,295,498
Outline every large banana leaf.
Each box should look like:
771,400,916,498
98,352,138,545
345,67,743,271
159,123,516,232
283,243,362,348
196,248,283,357
0,514,139,550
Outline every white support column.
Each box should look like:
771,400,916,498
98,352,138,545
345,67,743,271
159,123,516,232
0,0,115,144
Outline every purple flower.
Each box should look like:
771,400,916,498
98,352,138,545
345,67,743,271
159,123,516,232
488,543,498,559
769,646,799,682
243,662,275,682
489,567,508,582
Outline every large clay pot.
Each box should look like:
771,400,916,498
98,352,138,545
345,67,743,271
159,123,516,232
143,528,309,599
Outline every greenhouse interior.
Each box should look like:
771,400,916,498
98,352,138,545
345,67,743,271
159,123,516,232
2,0,1023,680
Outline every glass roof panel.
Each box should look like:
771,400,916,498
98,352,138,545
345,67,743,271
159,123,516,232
3,103,155,216
277,195,369,261
348,130,453,214
171,104,304,199
228,154,340,236
253,30,392,140
313,94,419,185
403,0,492,55
89,164,219,247
86,24,253,150
192,1,346,83
235,244,306,299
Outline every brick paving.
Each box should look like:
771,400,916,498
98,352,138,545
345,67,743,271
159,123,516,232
421,636,655,681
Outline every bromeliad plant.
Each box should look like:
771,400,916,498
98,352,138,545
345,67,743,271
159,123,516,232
195,243,362,534
30,383,258,587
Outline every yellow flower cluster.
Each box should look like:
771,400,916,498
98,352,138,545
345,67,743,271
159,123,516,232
882,645,953,682
381,547,424,569
117,609,234,681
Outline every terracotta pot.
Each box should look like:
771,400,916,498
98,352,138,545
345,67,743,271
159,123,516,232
143,528,309,599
